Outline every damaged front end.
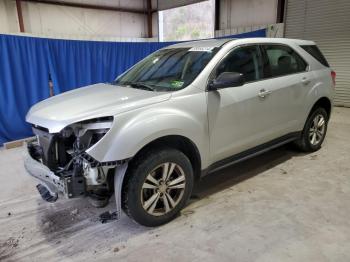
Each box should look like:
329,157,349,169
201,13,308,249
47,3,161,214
24,117,125,203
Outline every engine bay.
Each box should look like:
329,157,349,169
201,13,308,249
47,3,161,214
28,119,118,201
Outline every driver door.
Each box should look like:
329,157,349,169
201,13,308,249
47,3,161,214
207,45,271,163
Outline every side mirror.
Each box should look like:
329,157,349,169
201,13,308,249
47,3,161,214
209,72,245,90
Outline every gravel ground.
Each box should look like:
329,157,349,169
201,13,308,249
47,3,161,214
0,107,349,262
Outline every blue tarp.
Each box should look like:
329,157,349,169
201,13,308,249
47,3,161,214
47,41,176,94
0,35,51,144
0,28,266,145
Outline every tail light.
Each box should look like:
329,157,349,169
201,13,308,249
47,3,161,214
331,70,336,87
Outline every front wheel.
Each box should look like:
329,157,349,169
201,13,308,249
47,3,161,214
122,148,194,227
295,107,328,152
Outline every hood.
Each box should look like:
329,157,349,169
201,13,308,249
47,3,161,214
26,83,171,133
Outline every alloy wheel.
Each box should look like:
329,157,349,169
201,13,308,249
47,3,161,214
141,162,186,216
309,114,326,145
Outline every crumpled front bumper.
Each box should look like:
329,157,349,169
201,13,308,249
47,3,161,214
23,143,69,199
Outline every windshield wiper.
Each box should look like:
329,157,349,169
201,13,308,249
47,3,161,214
131,82,155,91
117,81,155,91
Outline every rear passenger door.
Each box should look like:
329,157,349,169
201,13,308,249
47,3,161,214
258,44,310,139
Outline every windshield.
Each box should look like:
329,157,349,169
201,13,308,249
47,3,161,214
114,47,218,91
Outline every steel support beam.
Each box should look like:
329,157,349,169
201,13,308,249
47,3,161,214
16,0,25,32
147,0,153,38
19,0,157,14
214,0,220,31
276,0,286,23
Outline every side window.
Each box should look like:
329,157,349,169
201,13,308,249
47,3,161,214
300,45,329,67
262,45,307,78
215,45,263,83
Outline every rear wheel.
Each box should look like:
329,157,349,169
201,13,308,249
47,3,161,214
122,148,193,227
295,107,328,152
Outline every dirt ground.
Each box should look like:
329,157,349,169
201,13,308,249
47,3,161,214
0,107,350,262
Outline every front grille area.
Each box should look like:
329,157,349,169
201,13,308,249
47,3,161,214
32,126,74,171
31,125,125,172
29,123,124,199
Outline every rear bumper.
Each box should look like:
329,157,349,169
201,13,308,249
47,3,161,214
24,144,66,196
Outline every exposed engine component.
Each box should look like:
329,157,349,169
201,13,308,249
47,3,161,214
82,163,111,185
29,117,118,201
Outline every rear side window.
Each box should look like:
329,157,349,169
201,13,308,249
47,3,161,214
300,45,329,67
262,44,308,78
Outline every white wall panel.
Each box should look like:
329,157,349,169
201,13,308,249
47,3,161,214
0,0,20,32
0,0,156,39
39,0,146,9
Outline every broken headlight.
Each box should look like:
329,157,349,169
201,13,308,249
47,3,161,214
61,116,113,153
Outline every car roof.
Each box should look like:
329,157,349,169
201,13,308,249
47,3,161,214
164,38,315,49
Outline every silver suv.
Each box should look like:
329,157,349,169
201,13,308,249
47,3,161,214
25,38,335,226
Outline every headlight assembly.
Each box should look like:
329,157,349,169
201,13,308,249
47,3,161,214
60,116,113,152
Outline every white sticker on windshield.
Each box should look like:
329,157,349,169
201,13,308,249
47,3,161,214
188,47,214,52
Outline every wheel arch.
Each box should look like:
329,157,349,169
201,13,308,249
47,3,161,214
127,135,202,182
119,135,202,216
309,97,332,119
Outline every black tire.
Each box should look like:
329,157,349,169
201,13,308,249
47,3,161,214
295,107,328,152
122,147,194,227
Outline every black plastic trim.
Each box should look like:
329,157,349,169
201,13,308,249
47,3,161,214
201,132,301,176
81,152,129,168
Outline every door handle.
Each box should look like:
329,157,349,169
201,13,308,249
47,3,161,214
258,89,272,99
301,77,311,85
